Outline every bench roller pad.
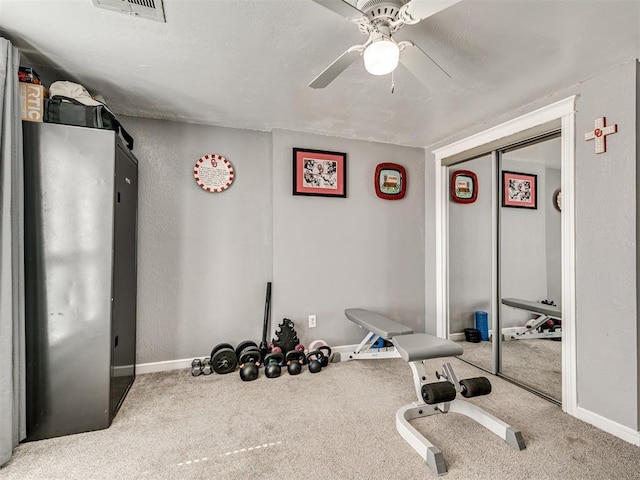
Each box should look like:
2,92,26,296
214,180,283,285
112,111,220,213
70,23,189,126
345,308,414,338
392,333,463,362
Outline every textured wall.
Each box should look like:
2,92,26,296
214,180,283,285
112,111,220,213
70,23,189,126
545,167,562,307
573,62,637,429
117,117,272,363
115,117,425,362
271,129,425,347
499,159,549,329
448,155,493,334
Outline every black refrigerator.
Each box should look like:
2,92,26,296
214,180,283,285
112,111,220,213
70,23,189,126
23,121,138,441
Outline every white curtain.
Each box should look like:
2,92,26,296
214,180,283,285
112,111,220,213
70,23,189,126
0,37,26,468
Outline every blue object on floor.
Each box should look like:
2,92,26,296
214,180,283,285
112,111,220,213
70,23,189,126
475,311,489,341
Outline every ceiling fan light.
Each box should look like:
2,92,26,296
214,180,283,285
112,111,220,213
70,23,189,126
363,39,400,76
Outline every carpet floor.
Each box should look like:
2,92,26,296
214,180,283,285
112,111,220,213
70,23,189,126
1,356,638,479
459,338,562,401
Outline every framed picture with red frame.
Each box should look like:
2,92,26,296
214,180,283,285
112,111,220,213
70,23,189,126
502,170,537,209
292,148,347,197
451,170,478,204
374,162,406,200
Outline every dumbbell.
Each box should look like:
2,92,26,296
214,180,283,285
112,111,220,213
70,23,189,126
264,352,285,378
201,357,213,375
285,350,305,375
266,342,283,355
238,347,263,382
191,358,203,377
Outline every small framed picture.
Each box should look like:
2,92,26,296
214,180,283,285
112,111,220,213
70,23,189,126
374,163,406,200
293,148,347,197
502,170,537,209
451,170,478,204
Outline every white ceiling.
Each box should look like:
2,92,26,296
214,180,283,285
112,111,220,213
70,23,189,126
2,0,639,148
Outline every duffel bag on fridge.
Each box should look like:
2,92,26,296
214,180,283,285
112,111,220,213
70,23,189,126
44,81,134,150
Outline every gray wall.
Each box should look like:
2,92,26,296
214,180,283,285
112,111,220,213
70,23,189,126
117,117,273,363
574,61,637,430
545,167,562,307
499,159,548,329
426,60,639,431
117,118,425,363
271,129,425,347
448,155,493,334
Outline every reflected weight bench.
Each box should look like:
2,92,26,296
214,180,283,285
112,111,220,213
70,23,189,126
501,298,562,340
340,309,526,476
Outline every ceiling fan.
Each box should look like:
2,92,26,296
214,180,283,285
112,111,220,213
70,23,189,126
309,0,459,89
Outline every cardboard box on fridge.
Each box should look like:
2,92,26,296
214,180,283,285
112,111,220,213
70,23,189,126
19,82,48,122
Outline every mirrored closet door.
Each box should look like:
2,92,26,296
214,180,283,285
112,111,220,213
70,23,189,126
447,133,562,404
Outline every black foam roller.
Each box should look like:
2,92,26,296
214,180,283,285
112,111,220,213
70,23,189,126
460,377,492,398
421,381,457,404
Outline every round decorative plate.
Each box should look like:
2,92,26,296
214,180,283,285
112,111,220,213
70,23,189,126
193,153,234,193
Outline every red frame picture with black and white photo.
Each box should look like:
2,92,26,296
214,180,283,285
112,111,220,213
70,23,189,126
502,170,537,209
293,148,347,198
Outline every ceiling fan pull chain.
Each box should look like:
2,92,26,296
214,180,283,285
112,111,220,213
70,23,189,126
391,70,395,94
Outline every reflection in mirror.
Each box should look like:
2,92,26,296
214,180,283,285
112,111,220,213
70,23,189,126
499,136,561,402
448,154,494,373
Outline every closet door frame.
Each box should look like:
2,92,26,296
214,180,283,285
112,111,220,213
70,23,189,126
432,96,577,415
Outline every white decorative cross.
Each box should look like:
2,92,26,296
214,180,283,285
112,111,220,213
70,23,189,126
585,117,617,154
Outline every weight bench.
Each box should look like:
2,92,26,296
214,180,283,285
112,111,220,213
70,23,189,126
340,309,525,475
501,298,562,340
394,333,526,475
332,308,414,362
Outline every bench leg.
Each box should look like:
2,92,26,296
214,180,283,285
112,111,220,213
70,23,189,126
448,399,526,450
396,361,526,475
396,403,448,476
332,330,401,362
507,314,562,340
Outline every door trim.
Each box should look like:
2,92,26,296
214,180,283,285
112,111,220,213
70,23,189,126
432,96,577,414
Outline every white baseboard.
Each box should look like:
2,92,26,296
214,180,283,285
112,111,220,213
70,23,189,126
450,327,523,342
135,344,360,375
136,357,196,374
575,407,640,446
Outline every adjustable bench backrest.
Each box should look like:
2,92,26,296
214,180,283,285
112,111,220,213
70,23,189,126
345,308,414,339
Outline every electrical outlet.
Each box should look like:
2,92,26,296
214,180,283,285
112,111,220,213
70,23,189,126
309,315,317,328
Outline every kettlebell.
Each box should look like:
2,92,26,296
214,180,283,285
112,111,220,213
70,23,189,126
317,345,332,367
264,352,284,379
306,350,323,374
239,349,262,382
286,350,305,375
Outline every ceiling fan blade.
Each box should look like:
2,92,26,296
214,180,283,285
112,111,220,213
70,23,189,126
311,0,365,20
309,46,364,89
399,41,451,90
401,0,460,22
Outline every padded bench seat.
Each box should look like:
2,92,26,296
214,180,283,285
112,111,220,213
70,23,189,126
345,308,414,338
501,298,562,319
392,333,463,362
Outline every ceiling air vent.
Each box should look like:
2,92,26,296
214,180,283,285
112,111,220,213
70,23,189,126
92,0,166,22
